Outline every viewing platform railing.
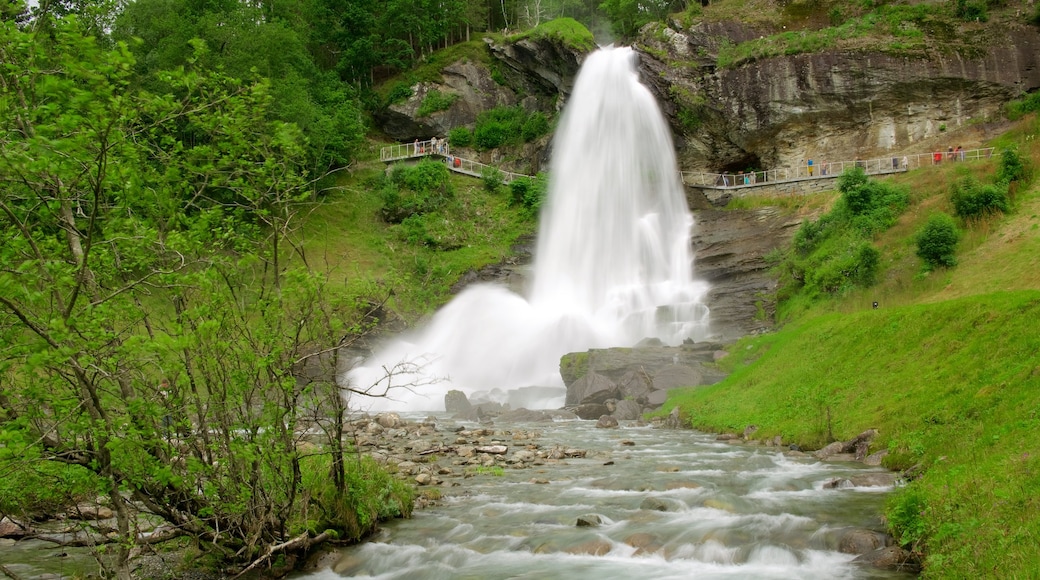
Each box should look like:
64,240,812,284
380,139,531,184
681,147,996,189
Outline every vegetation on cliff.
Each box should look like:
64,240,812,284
665,118,1040,576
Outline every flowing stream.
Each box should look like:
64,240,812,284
294,416,911,580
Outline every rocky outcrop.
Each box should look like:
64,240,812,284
560,342,729,415
374,35,588,144
636,19,1040,172
691,206,805,340
444,390,472,414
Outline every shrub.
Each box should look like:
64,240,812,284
510,173,548,213
916,212,960,269
481,166,504,192
954,0,988,22
474,119,513,150
996,146,1027,185
448,127,472,148
416,90,457,117
950,177,1010,219
521,111,550,142
380,160,454,223
839,166,910,233
385,82,413,106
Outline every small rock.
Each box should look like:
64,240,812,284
595,415,619,429
576,514,604,527
415,473,432,485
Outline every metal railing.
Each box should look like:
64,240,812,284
384,140,997,191
680,147,996,189
380,139,532,184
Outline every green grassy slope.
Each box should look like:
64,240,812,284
663,117,1040,576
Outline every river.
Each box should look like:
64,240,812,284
293,415,913,580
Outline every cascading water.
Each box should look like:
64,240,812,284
346,47,709,412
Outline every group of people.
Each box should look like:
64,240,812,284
413,136,449,156
934,146,966,164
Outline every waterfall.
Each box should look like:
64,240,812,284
345,47,709,412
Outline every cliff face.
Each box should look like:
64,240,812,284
637,20,1040,172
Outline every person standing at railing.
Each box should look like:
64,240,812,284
933,151,942,164
902,156,909,171
807,158,814,177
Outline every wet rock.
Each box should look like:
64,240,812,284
742,425,758,439
624,532,662,555
444,390,471,414
530,478,550,484
498,408,555,422
864,449,889,466
67,504,113,520
640,497,682,512
665,481,701,490
414,473,432,485
853,545,922,573
663,406,683,429
576,514,605,527
716,433,740,441
566,539,612,556
0,517,27,538
571,403,609,420
595,415,619,429
838,529,891,555
620,440,636,446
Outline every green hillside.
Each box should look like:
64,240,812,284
664,118,1040,577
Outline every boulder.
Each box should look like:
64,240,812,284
617,370,652,403
566,371,618,406
571,403,609,420
640,497,683,512
612,399,643,421
376,412,403,429
838,529,891,555
595,415,619,429
853,546,922,573
663,406,683,429
444,390,472,414
576,514,605,527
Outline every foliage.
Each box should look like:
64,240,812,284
777,169,905,301
997,146,1028,185
1004,91,1040,120
449,126,474,147
916,213,960,269
380,160,455,223
509,17,596,51
473,105,551,150
0,17,406,578
950,177,1010,219
482,166,506,192
510,173,550,214
953,0,988,22
417,89,458,117
599,0,682,38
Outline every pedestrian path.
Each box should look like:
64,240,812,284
380,139,531,184
381,140,997,191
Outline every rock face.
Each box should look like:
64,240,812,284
691,206,804,340
636,19,1040,172
373,35,587,145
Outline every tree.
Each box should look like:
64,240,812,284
916,213,960,269
0,15,408,578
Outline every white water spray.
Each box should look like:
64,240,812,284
346,47,709,412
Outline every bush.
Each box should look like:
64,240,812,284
416,90,457,117
916,213,960,269
509,173,549,213
380,160,454,223
521,111,550,142
481,166,504,192
954,0,988,22
997,146,1027,185
473,106,552,151
950,177,1010,219
838,166,910,234
385,82,413,106
448,127,472,148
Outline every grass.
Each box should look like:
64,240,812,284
298,160,535,320
663,116,1040,577
509,17,596,53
